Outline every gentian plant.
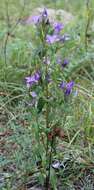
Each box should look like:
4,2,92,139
25,8,75,190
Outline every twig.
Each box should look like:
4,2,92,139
3,0,26,66
4,0,10,66
85,0,90,50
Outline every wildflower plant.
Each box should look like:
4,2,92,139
25,8,75,189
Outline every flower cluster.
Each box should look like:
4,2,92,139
25,71,40,88
46,18,70,44
60,81,74,95
46,34,60,44
46,32,70,45
32,8,49,25
27,8,69,44
25,8,74,97
45,22,63,44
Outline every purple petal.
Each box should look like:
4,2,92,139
62,59,69,68
34,71,40,81
32,15,41,24
42,8,48,17
25,71,40,88
30,91,37,97
25,76,35,87
65,81,74,95
25,15,40,25
46,34,60,44
59,81,74,95
67,81,74,88
54,22,64,33
59,81,66,89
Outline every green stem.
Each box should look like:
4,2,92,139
40,25,51,189
45,137,53,190
45,62,49,156
45,57,51,190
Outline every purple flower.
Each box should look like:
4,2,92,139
46,33,70,44
25,71,40,88
59,81,74,95
54,22,64,33
42,8,48,18
40,8,49,24
46,34,60,44
25,15,40,25
26,8,48,25
60,81,66,89
31,15,41,24
30,91,37,97
25,76,35,88
34,71,40,81
62,59,69,68
65,81,74,95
